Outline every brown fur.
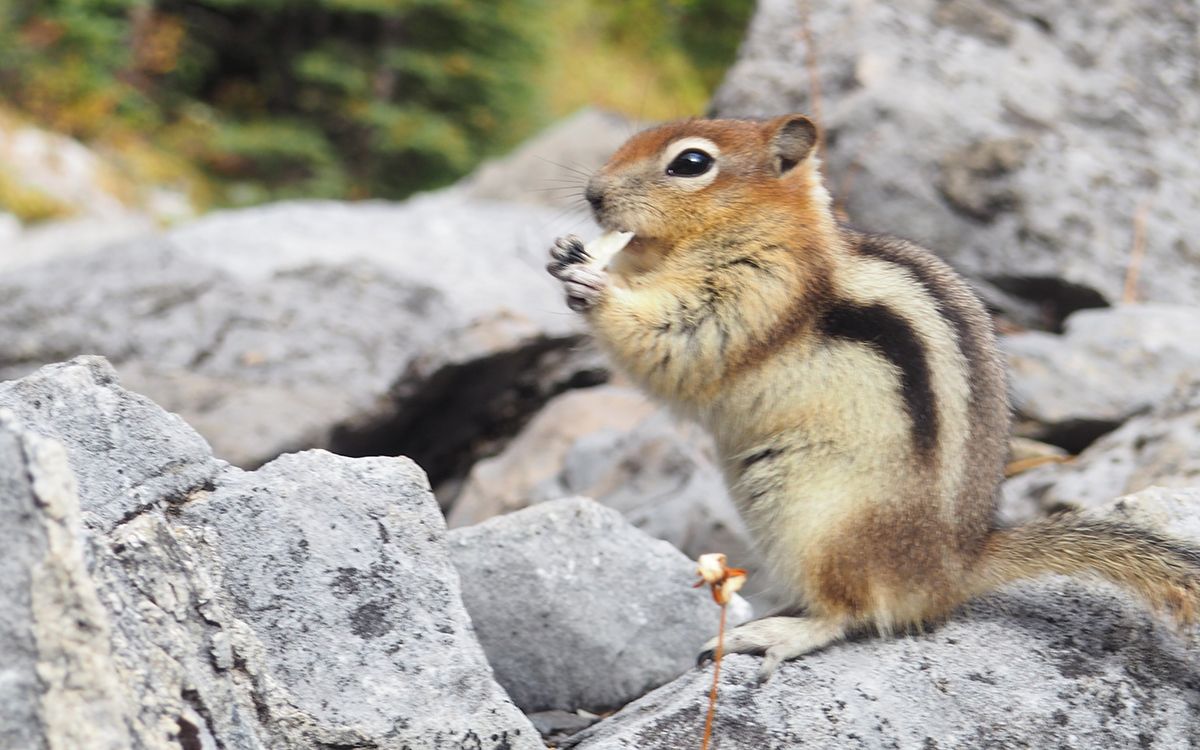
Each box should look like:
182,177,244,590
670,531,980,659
976,513,1200,626
723,258,834,381
551,114,1200,668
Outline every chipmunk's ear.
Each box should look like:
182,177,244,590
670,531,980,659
768,115,818,175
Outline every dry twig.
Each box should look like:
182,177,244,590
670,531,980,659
1004,454,1074,477
798,0,823,161
1122,201,1149,304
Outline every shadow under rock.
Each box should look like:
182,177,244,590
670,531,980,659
329,334,609,493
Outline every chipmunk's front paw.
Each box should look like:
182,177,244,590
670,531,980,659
549,235,591,266
547,235,607,312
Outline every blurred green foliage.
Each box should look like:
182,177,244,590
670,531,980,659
0,0,754,206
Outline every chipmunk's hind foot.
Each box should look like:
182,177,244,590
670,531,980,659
698,615,848,683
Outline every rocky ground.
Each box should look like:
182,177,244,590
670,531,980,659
3,1,1200,747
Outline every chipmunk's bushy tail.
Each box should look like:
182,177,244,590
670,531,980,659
972,512,1200,625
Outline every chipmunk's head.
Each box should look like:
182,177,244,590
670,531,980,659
585,115,830,253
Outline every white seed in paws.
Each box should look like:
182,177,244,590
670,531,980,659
584,230,634,270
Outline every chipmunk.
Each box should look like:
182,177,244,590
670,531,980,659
546,114,1200,679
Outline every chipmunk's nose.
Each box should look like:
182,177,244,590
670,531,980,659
584,181,604,213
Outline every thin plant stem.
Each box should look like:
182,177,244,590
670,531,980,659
701,602,728,750
799,0,823,161
1122,201,1148,304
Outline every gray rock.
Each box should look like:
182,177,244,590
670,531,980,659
449,385,660,523
0,359,540,749
176,451,540,748
528,710,602,746
0,214,158,273
449,497,752,714
0,413,134,750
0,211,19,243
552,412,758,581
0,241,229,378
1003,378,1200,521
95,491,276,750
713,0,1200,318
116,361,357,468
91,452,542,750
0,190,603,473
0,117,150,224
1004,304,1200,449
165,195,582,337
567,487,1200,749
0,357,222,532
1105,486,1200,543
449,385,769,607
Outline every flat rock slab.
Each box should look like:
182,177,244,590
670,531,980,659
450,497,751,715
1004,304,1200,446
567,487,1200,749
165,194,582,335
714,0,1200,317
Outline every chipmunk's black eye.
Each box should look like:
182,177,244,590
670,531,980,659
666,149,714,177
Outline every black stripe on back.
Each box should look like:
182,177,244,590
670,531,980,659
741,446,784,470
853,235,979,368
820,301,939,460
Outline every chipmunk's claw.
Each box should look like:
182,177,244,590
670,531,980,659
550,235,590,264
548,235,607,312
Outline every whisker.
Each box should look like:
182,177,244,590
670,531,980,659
534,155,595,180
545,202,591,229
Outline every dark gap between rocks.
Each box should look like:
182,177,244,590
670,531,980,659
987,275,1109,332
328,335,608,497
1022,417,1124,455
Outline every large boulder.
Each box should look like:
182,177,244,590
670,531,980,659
449,497,752,715
713,0,1200,321
0,358,540,749
0,190,605,476
566,486,1200,749
172,451,538,748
